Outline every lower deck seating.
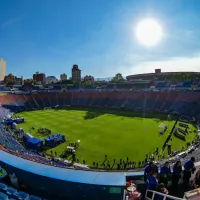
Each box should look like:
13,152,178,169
1,91,200,120
0,182,42,200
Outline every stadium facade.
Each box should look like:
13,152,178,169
126,69,200,81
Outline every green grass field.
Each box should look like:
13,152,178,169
17,108,197,167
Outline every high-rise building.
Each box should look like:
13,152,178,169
72,65,81,83
60,73,67,81
33,72,46,83
0,58,6,81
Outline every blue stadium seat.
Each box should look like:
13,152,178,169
0,192,8,200
17,191,29,199
0,183,7,190
8,198,20,200
27,195,41,200
7,187,17,195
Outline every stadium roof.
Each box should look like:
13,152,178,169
0,150,126,186
126,71,200,79
46,76,57,79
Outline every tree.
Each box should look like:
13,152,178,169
57,80,73,84
83,75,94,85
111,73,125,83
6,81,15,87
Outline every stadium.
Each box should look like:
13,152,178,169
2,0,200,199
0,88,200,200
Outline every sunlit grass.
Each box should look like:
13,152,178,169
17,108,196,167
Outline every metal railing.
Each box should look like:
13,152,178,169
145,189,184,200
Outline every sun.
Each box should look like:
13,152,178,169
136,19,162,46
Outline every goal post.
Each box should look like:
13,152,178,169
44,107,52,110
167,114,172,121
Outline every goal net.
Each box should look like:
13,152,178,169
44,107,52,110
158,123,167,134
167,114,172,121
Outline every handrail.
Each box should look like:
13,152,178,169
145,189,184,200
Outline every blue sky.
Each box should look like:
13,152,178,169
0,0,200,79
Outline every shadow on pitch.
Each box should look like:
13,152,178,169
54,106,173,121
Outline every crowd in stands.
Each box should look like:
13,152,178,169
125,157,199,199
143,157,199,199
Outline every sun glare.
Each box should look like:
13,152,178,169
136,19,162,46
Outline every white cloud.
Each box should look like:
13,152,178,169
128,54,200,75
88,53,200,78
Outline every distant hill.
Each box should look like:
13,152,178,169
94,77,112,81
94,77,126,82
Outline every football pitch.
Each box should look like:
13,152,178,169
17,108,197,167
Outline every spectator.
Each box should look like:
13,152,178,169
124,163,127,170
150,154,154,161
117,164,120,170
172,161,182,188
156,183,169,200
9,173,19,189
144,162,158,182
184,157,196,190
146,171,158,190
126,181,141,200
192,168,200,189
155,146,159,155
108,163,111,169
159,161,171,187
157,183,169,195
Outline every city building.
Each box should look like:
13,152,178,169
33,72,46,83
72,64,81,83
45,76,58,84
4,74,23,84
0,58,6,81
60,73,67,81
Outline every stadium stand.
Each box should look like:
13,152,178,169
1,91,200,199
